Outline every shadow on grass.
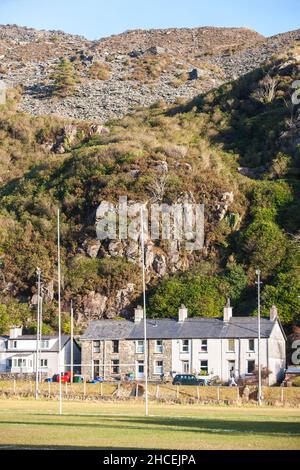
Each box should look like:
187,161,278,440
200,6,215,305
0,415,299,437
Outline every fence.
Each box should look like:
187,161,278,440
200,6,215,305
1,380,300,405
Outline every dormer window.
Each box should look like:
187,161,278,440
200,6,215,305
11,340,17,349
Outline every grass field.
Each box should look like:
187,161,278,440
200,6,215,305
0,399,299,450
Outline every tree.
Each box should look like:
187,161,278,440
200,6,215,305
0,304,9,334
148,272,226,318
50,59,80,97
261,272,300,324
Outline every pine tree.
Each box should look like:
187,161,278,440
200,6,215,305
50,58,80,97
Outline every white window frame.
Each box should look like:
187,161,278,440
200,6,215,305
11,340,17,349
181,340,189,353
111,359,120,375
227,339,235,352
200,340,208,352
93,341,100,353
199,360,209,375
154,360,164,375
136,340,144,354
41,340,49,349
155,340,163,354
246,359,256,375
40,359,48,368
248,339,255,352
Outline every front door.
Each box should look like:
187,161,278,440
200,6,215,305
93,360,100,379
228,360,236,380
136,361,144,380
182,361,190,374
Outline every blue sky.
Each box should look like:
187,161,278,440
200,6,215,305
0,0,299,39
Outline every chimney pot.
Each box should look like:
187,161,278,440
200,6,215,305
134,306,144,323
9,326,22,338
270,305,278,321
223,299,233,322
178,304,188,322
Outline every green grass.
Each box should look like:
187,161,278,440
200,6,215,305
0,399,299,450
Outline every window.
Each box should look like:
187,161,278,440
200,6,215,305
247,360,255,375
200,340,208,352
93,341,100,353
11,340,17,349
248,339,255,352
13,359,17,368
40,359,48,368
112,340,119,353
181,340,189,353
17,358,26,368
228,339,235,352
136,340,144,354
199,360,209,375
41,340,49,349
111,360,120,374
155,340,163,354
155,361,164,375
182,361,189,373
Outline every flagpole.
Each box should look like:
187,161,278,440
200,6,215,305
35,267,41,399
70,300,74,383
39,292,43,383
256,269,262,406
57,209,62,415
140,207,149,417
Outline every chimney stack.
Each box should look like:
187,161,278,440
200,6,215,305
223,298,233,322
270,305,278,321
134,306,144,323
9,327,22,338
178,304,188,322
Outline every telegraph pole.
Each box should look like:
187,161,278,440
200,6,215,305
57,209,62,415
39,291,43,383
140,207,149,417
70,300,74,383
256,269,262,406
35,268,41,399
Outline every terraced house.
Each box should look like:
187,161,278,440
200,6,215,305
81,302,286,385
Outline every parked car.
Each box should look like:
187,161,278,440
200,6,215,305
172,374,207,386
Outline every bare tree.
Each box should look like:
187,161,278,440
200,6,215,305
147,173,169,203
252,74,279,103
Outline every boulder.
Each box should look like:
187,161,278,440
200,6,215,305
83,291,108,318
83,239,101,258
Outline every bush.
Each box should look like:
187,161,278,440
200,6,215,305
88,62,111,80
292,377,300,387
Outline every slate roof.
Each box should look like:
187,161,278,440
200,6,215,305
5,335,70,353
81,317,277,340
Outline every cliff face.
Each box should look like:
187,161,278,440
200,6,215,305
0,26,299,332
0,24,299,122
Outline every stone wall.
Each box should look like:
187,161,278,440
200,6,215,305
81,338,172,381
0,372,47,381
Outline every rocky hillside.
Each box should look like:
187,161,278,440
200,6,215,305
0,25,300,121
0,41,299,333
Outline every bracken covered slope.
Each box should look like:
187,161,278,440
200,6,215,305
0,40,300,334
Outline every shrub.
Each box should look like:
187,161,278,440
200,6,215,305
50,58,80,97
292,377,300,387
88,62,111,80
